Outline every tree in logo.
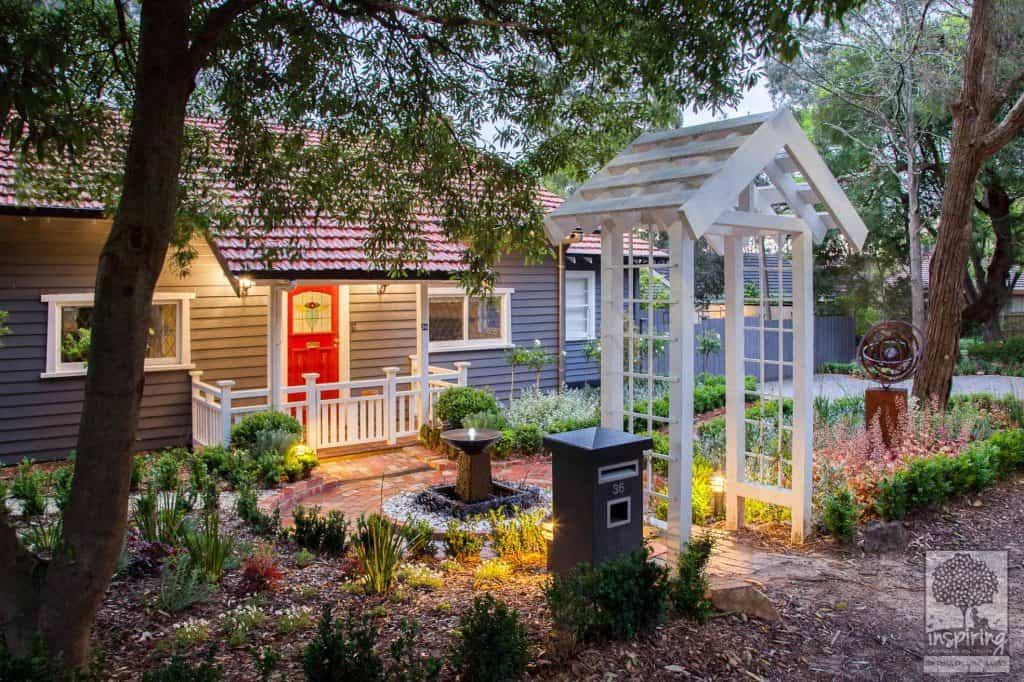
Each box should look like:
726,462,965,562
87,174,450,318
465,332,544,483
932,552,999,631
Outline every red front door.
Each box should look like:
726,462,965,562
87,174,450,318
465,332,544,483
287,286,340,395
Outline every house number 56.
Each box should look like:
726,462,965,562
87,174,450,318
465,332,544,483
612,482,624,495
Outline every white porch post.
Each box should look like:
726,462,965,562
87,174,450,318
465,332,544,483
269,284,286,411
600,223,625,428
454,361,470,386
790,232,814,543
416,282,431,425
723,235,746,530
667,232,695,549
217,379,235,448
382,366,399,445
303,372,320,449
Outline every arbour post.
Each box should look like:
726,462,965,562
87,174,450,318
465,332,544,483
303,372,320,449
724,235,746,530
216,379,235,448
667,229,695,549
790,232,814,543
600,223,625,428
416,282,431,426
382,366,400,445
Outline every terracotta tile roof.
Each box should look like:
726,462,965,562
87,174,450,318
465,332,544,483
0,119,564,277
565,232,668,258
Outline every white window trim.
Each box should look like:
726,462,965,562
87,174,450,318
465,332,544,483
428,287,514,352
565,270,596,341
41,291,195,379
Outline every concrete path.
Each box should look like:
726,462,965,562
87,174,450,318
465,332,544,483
764,373,1024,400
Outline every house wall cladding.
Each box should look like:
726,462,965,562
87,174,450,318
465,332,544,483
431,254,560,403
0,216,266,462
348,283,419,380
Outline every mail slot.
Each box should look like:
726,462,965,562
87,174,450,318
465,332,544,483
543,427,652,575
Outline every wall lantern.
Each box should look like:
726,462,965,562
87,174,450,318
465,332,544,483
238,276,254,298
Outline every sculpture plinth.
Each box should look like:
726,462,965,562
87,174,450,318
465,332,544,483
858,321,924,450
865,387,907,448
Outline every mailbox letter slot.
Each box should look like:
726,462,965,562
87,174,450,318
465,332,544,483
597,460,639,484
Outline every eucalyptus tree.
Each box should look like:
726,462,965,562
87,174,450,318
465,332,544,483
0,0,862,667
768,0,961,332
915,0,1024,402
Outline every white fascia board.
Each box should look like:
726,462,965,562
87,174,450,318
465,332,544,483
774,109,868,250
677,110,791,240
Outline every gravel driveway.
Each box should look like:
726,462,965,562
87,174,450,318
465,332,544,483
763,373,1024,400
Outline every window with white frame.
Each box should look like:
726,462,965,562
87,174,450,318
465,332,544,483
565,271,596,340
41,292,194,378
428,288,512,351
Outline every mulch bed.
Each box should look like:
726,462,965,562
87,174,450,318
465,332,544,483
71,470,1024,679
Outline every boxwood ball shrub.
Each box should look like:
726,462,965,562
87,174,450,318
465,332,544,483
229,411,303,452
434,386,499,429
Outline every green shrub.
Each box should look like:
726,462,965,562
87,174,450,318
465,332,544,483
283,445,318,482
230,411,303,452
669,532,715,622
486,507,546,562
988,429,1024,477
967,336,1024,364
154,451,182,491
545,549,668,643
142,656,222,682
434,387,499,428
303,605,382,681
0,636,104,681
874,476,907,521
20,516,63,554
461,410,507,430
131,453,151,490
234,474,280,537
546,414,601,434
819,361,860,375
821,487,858,544
473,558,514,585
254,429,300,458
399,518,436,558
133,489,187,545
504,386,600,432
450,594,529,682
291,506,350,556
195,446,231,479
11,459,46,518
183,513,236,582
354,514,406,594
302,606,439,682
509,424,544,454
444,520,483,562
49,462,73,513
156,554,214,612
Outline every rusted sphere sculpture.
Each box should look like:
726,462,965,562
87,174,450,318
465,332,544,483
857,320,924,388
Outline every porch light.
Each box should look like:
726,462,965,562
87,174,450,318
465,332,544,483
238,276,254,298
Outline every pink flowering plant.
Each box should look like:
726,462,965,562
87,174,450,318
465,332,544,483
813,395,1014,511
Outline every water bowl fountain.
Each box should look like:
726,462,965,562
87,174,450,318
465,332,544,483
398,426,545,525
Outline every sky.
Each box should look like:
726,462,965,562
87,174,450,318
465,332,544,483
682,77,775,126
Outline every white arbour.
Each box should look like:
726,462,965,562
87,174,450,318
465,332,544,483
546,110,868,545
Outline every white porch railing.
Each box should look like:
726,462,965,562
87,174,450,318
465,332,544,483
190,362,469,451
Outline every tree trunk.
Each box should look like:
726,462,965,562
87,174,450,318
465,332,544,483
907,168,926,331
0,1,194,666
912,0,993,406
961,179,1017,340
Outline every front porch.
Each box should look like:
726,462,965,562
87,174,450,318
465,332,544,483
189,361,469,453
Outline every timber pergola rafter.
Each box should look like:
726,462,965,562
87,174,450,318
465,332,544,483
545,109,867,546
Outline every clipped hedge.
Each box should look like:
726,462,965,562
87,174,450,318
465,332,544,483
630,375,756,424
967,336,1024,364
875,429,1024,521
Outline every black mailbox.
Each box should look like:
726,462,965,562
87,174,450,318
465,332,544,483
543,427,652,575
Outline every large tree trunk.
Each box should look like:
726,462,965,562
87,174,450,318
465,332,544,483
961,179,1017,340
912,0,993,406
0,1,193,666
